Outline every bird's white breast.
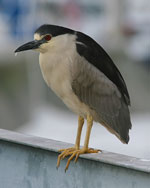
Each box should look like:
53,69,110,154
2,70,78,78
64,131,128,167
39,41,90,117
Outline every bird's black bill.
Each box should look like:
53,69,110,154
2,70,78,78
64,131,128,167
15,40,43,53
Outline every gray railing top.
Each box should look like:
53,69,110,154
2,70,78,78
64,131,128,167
0,128,150,173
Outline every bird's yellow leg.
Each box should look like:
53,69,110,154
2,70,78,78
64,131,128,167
57,115,101,171
74,115,101,164
75,116,84,149
56,116,84,169
64,115,100,171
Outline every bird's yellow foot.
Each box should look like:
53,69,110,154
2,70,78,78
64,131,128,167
57,147,101,171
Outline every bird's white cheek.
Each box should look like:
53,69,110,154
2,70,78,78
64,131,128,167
38,43,53,53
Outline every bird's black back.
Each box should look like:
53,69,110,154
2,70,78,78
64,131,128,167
76,32,130,105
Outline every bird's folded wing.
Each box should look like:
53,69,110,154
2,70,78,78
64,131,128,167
75,32,130,105
71,56,132,143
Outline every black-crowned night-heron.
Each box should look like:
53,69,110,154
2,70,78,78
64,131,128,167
15,24,132,171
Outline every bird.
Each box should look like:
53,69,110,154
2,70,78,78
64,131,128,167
15,24,132,171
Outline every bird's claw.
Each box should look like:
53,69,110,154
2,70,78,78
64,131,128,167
57,147,101,171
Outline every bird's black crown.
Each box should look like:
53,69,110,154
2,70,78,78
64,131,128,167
35,24,75,37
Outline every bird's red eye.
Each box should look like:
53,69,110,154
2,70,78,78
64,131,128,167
44,35,51,41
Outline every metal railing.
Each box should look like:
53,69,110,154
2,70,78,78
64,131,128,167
0,129,150,188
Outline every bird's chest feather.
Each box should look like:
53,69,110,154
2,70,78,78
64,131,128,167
39,53,72,98
39,52,90,116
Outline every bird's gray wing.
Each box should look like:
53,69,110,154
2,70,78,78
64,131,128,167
76,31,130,105
71,55,132,143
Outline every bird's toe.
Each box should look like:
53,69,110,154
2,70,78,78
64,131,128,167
57,147,101,171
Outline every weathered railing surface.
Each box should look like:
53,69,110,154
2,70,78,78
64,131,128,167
0,129,150,188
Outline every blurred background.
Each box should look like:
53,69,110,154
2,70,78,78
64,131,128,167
0,0,150,159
